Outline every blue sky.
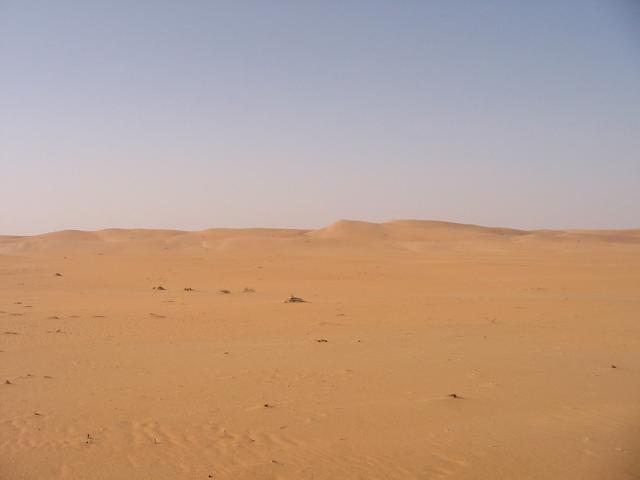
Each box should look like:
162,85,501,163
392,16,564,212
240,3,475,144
1,1,639,234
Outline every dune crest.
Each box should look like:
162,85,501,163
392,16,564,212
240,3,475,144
1,220,640,254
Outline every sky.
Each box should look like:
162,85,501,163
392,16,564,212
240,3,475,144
1,1,639,235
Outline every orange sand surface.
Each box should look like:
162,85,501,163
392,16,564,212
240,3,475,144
1,220,639,479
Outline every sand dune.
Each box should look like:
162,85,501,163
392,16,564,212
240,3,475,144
1,220,639,479
2,220,639,253
310,219,528,240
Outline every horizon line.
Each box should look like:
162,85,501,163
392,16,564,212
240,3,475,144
3,218,640,238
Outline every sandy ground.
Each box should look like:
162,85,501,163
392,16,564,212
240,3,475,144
1,220,639,479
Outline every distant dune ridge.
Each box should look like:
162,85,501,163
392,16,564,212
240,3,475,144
1,220,639,254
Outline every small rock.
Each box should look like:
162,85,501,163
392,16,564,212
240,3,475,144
285,295,306,303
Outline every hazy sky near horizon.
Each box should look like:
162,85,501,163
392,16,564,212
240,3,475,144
1,1,639,235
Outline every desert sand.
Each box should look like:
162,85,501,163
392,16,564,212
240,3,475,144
1,219,639,479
